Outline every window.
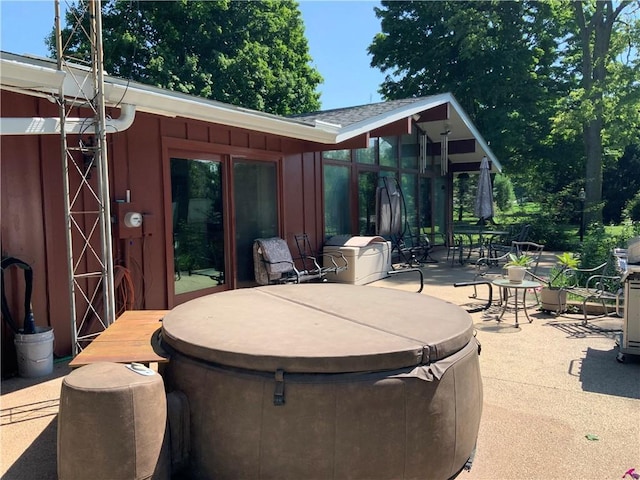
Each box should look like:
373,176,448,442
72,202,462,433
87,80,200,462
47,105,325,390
171,157,225,295
401,173,418,234
379,136,398,168
358,171,378,235
323,149,351,161
233,160,278,283
355,138,376,164
401,128,418,170
324,164,351,238
322,128,447,246
433,176,447,237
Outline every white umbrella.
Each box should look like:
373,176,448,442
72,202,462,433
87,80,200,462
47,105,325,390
474,156,494,223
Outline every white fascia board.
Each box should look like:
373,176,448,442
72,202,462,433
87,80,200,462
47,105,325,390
0,53,500,162
102,80,339,144
333,93,453,144
0,57,66,93
330,90,502,173
0,53,340,144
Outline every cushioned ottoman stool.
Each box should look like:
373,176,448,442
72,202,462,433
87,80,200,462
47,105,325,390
57,362,170,480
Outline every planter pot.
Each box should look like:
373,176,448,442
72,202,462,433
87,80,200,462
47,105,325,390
540,287,567,313
506,266,526,283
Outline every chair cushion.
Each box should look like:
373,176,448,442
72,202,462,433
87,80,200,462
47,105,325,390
256,238,294,274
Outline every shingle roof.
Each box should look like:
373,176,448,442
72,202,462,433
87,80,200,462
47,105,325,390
1,52,500,171
290,97,425,128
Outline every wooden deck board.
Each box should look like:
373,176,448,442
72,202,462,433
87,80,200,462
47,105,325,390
69,310,170,368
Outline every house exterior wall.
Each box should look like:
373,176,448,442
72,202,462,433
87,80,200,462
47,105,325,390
1,87,463,376
1,90,320,371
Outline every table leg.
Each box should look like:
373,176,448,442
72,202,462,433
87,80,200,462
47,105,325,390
523,289,533,324
496,287,508,322
495,287,523,328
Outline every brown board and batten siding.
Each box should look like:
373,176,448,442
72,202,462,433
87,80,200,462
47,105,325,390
1,89,323,365
1,93,73,369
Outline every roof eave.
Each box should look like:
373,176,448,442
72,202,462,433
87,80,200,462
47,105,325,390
0,52,340,144
334,93,453,144
446,95,502,172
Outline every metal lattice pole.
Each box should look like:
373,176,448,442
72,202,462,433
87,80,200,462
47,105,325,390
55,0,115,355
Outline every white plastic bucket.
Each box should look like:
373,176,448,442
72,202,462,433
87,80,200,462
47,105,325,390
14,326,54,378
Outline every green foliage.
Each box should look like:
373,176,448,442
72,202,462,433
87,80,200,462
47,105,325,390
50,0,322,115
505,253,532,267
549,1,640,222
369,0,640,221
518,185,586,250
578,222,638,269
623,191,640,222
527,214,576,251
555,252,580,270
603,144,640,223
493,174,515,212
370,1,570,177
544,252,580,288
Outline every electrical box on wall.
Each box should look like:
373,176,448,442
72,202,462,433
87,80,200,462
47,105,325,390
113,202,143,239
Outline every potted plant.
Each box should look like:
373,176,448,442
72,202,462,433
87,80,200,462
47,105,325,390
504,252,532,283
539,252,580,313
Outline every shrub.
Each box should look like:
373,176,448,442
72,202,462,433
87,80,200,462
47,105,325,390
494,174,515,212
527,211,576,251
579,222,638,268
623,191,640,222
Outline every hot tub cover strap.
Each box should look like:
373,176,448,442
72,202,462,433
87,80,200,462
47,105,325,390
273,369,285,406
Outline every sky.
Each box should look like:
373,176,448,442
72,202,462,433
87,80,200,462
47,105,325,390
0,0,385,110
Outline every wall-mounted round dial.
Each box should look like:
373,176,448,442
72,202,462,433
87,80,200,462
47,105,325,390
124,211,143,228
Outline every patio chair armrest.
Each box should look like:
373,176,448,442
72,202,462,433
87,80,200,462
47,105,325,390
474,256,492,276
454,281,493,312
305,255,322,271
562,262,608,288
387,267,424,293
317,252,348,271
474,250,511,276
585,274,622,290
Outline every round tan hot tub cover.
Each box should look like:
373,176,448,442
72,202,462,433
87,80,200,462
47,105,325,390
161,283,474,374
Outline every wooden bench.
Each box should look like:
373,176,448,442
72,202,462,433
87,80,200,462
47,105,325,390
69,310,170,368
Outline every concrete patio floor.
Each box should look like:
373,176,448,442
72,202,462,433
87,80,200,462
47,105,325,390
1,248,639,479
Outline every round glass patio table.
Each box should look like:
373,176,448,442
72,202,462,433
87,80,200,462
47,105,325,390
491,278,541,327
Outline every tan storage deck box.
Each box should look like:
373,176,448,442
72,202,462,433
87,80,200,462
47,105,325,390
323,236,391,285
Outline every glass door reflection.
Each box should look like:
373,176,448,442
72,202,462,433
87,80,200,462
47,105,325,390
171,157,225,295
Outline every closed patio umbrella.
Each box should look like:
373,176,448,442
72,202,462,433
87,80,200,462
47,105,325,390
474,156,494,225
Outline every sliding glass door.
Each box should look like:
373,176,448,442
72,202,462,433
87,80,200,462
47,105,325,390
233,160,278,284
170,157,225,295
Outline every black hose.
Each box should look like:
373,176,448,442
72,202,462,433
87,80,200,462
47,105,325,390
1,257,34,334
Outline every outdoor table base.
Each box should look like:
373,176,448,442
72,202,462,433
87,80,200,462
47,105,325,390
491,279,541,327
453,229,509,265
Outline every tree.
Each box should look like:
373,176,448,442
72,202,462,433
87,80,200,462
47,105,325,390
368,0,640,216
49,0,322,115
368,1,566,180
552,1,640,224
603,143,640,222
493,174,515,212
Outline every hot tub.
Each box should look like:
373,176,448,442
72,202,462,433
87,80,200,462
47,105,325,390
161,284,482,479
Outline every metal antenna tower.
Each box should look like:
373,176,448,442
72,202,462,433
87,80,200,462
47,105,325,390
55,0,116,355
